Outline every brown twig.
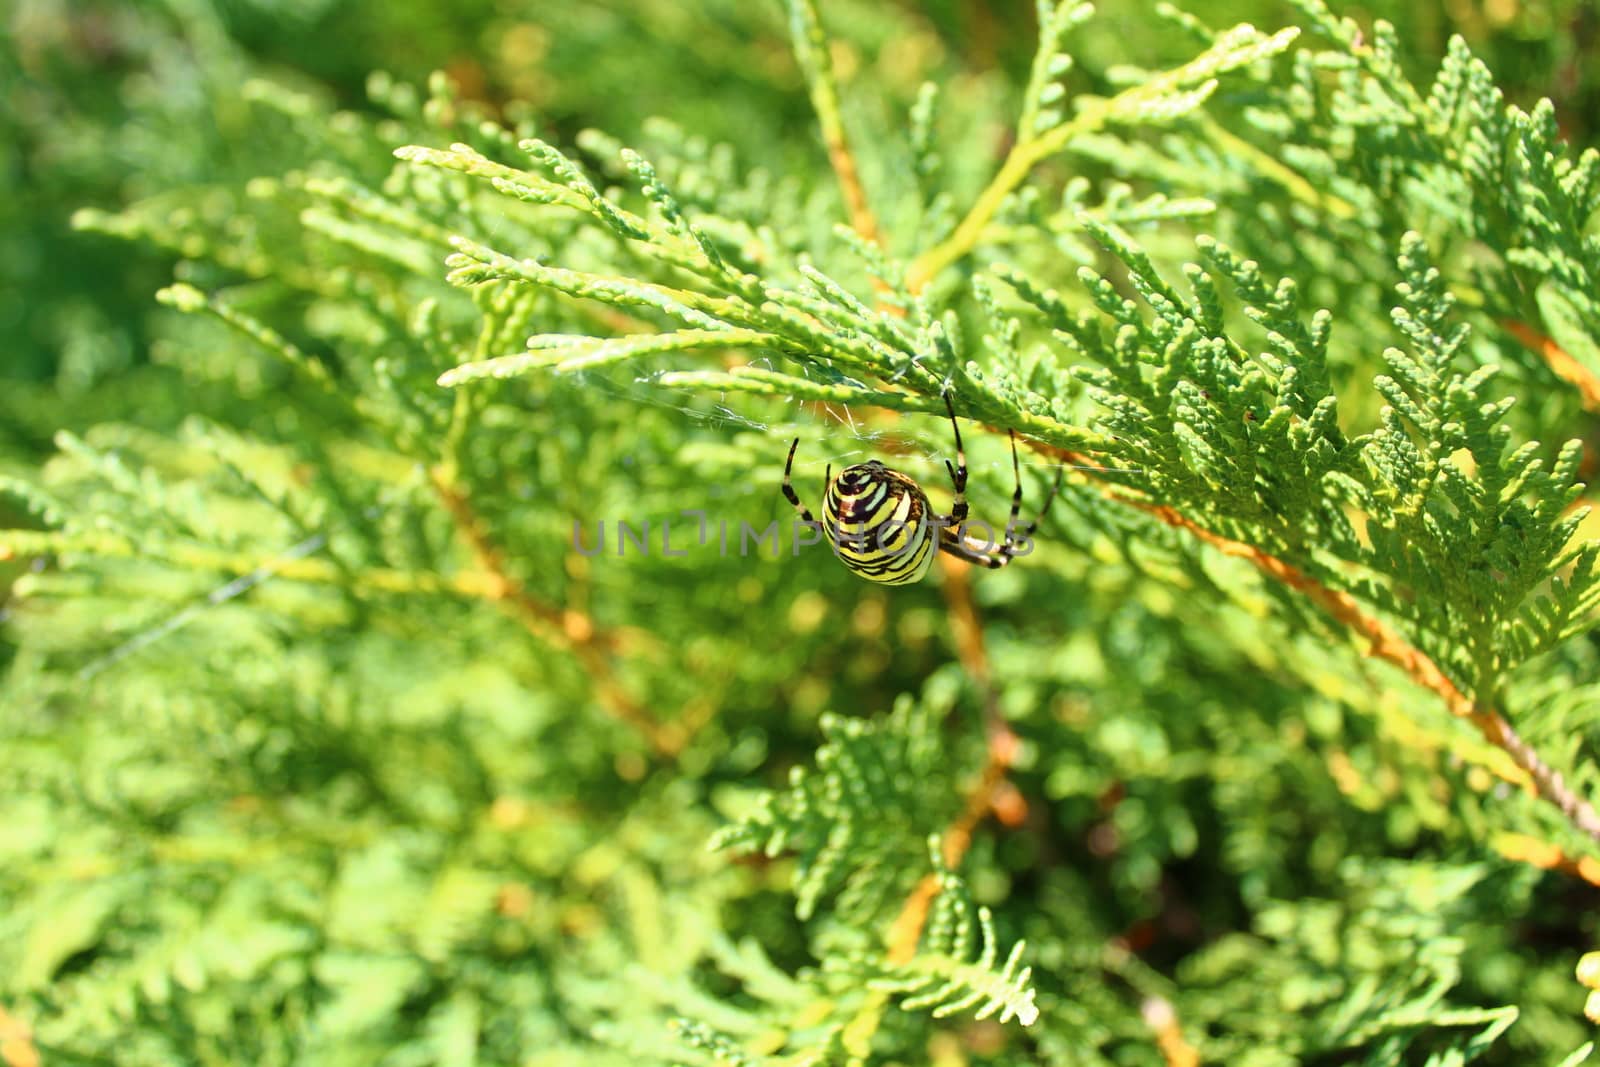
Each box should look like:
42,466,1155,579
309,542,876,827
1105,493,1600,844
823,114,883,250
886,725,1021,964
939,557,994,698
841,687,1013,1051
788,0,883,250
938,556,1013,761
1011,437,1600,848
0,1006,38,1067
1494,832,1600,887
429,467,681,757
885,558,1027,964
1141,997,1201,1067
1502,318,1600,411
937,557,1028,831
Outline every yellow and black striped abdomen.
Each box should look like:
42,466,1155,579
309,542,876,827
823,461,936,585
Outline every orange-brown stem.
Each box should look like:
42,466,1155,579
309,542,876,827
1495,832,1600,887
1103,491,1600,845
886,733,1018,964
430,468,680,757
887,558,1025,964
1142,997,1201,1067
1503,318,1600,411
824,124,883,251
0,1005,39,1067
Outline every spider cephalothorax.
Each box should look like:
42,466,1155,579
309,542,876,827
783,392,1063,585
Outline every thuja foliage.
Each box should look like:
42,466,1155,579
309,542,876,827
5,0,1600,1063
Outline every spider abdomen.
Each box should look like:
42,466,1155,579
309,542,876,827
780,390,1062,585
823,462,936,585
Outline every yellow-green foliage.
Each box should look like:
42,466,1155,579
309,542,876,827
4,1,1600,1064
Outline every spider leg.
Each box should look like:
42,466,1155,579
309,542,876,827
782,438,817,524
942,390,968,526
1012,464,1065,544
1002,430,1025,536
935,445,1067,570
988,460,1065,566
937,524,1007,568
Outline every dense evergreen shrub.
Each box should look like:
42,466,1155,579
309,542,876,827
5,1,1600,1063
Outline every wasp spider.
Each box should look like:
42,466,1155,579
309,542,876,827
782,393,1064,585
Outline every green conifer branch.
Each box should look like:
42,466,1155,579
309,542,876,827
906,20,1300,289
994,223,1600,845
